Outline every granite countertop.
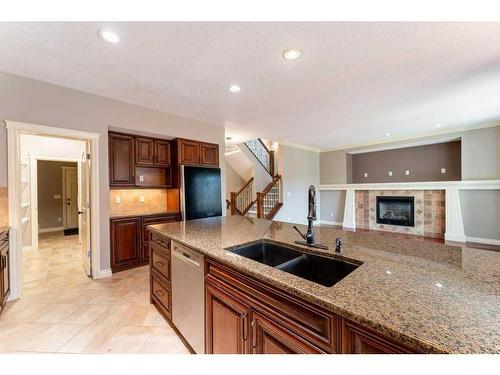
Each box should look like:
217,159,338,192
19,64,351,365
109,211,180,220
149,216,500,354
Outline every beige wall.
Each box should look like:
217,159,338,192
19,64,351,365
0,71,225,272
0,187,7,227
224,162,245,202
37,160,77,230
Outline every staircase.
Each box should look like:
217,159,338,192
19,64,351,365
227,138,283,220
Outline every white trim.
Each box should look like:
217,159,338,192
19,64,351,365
29,157,38,250
38,226,64,233
444,188,466,243
280,141,321,153
317,220,343,226
5,120,103,301
465,236,500,246
320,121,500,153
342,188,356,230
94,268,112,279
319,180,500,191
346,136,461,154
22,246,32,251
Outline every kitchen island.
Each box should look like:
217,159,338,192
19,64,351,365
148,215,500,354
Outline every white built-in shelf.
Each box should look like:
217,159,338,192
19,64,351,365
21,217,30,224
21,202,30,209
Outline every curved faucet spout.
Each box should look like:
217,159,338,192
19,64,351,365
308,185,316,220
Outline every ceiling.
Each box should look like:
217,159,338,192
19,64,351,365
1,22,500,150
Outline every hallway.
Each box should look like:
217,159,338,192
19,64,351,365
0,232,188,354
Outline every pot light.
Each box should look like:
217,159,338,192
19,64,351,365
99,29,120,44
435,123,442,128
283,48,301,61
385,132,391,137
229,85,241,93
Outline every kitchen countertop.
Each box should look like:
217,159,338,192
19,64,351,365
149,216,500,354
109,211,180,220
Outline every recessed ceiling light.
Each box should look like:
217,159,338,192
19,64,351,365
283,48,301,61
98,29,120,44
385,132,391,137
229,85,241,93
435,123,442,128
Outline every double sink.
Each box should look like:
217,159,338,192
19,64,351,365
227,240,360,287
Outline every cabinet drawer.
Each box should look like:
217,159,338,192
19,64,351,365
206,260,339,353
151,249,171,281
151,272,171,319
151,232,170,250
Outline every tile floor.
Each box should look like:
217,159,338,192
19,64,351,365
0,231,189,354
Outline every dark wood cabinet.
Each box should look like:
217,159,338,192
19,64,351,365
109,133,135,186
177,138,201,165
110,217,141,272
150,233,172,320
0,229,10,315
155,140,171,166
111,213,180,273
251,311,324,354
200,142,219,167
135,137,155,166
205,282,250,354
341,318,418,354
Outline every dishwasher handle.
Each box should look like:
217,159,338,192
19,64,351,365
172,244,203,269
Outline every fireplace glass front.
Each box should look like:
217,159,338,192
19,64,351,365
376,196,415,227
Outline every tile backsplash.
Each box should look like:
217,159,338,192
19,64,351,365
0,187,8,227
109,189,169,217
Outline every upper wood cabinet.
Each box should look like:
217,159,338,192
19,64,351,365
176,138,219,167
135,137,155,166
200,142,219,167
109,133,135,186
155,140,171,166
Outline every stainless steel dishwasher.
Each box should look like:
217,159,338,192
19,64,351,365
171,241,205,354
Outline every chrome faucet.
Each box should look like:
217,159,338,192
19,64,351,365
294,185,328,250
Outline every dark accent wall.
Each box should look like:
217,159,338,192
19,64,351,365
350,141,461,183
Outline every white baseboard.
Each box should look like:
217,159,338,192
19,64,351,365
38,226,64,233
317,220,343,226
445,233,467,243
94,268,112,279
465,236,500,246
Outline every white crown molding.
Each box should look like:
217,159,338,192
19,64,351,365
319,121,500,153
280,141,321,153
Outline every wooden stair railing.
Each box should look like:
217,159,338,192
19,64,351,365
229,177,255,216
256,175,282,220
244,138,275,177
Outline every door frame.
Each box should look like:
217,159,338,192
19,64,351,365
61,165,79,230
5,120,102,301
29,156,80,251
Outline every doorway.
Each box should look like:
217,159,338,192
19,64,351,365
5,121,101,300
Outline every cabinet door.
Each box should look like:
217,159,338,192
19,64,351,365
205,283,250,354
109,133,135,186
178,139,200,165
200,142,219,167
110,218,141,271
1,244,9,308
135,137,155,166
341,318,418,354
155,140,171,166
251,311,324,354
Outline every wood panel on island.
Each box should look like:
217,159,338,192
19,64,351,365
0,229,10,316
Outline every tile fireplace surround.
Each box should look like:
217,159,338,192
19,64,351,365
319,180,500,244
355,190,445,238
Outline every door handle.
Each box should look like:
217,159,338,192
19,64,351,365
78,211,84,215
241,312,248,341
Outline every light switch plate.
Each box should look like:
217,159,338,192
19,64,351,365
53,194,61,199
388,171,393,176
287,192,292,197
139,175,144,182
139,196,145,203
364,172,368,178
115,196,121,204
405,170,410,175
57,217,62,222
441,168,446,174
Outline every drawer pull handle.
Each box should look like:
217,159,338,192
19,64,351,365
155,289,165,297
155,261,165,267
251,319,257,348
182,252,191,259
0,255,5,270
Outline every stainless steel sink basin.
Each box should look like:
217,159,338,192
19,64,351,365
227,240,360,287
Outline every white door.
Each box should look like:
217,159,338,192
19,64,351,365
79,144,91,276
63,167,78,229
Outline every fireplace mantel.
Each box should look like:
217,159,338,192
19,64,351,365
318,180,500,244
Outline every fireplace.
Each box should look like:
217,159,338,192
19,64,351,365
376,196,414,227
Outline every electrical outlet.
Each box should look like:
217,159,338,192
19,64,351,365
115,196,121,204
330,212,334,217
364,172,368,178
405,170,410,175
388,171,393,176
53,194,61,199
139,196,145,203
441,168,446,174
57,217,62,222
139,175,144,182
